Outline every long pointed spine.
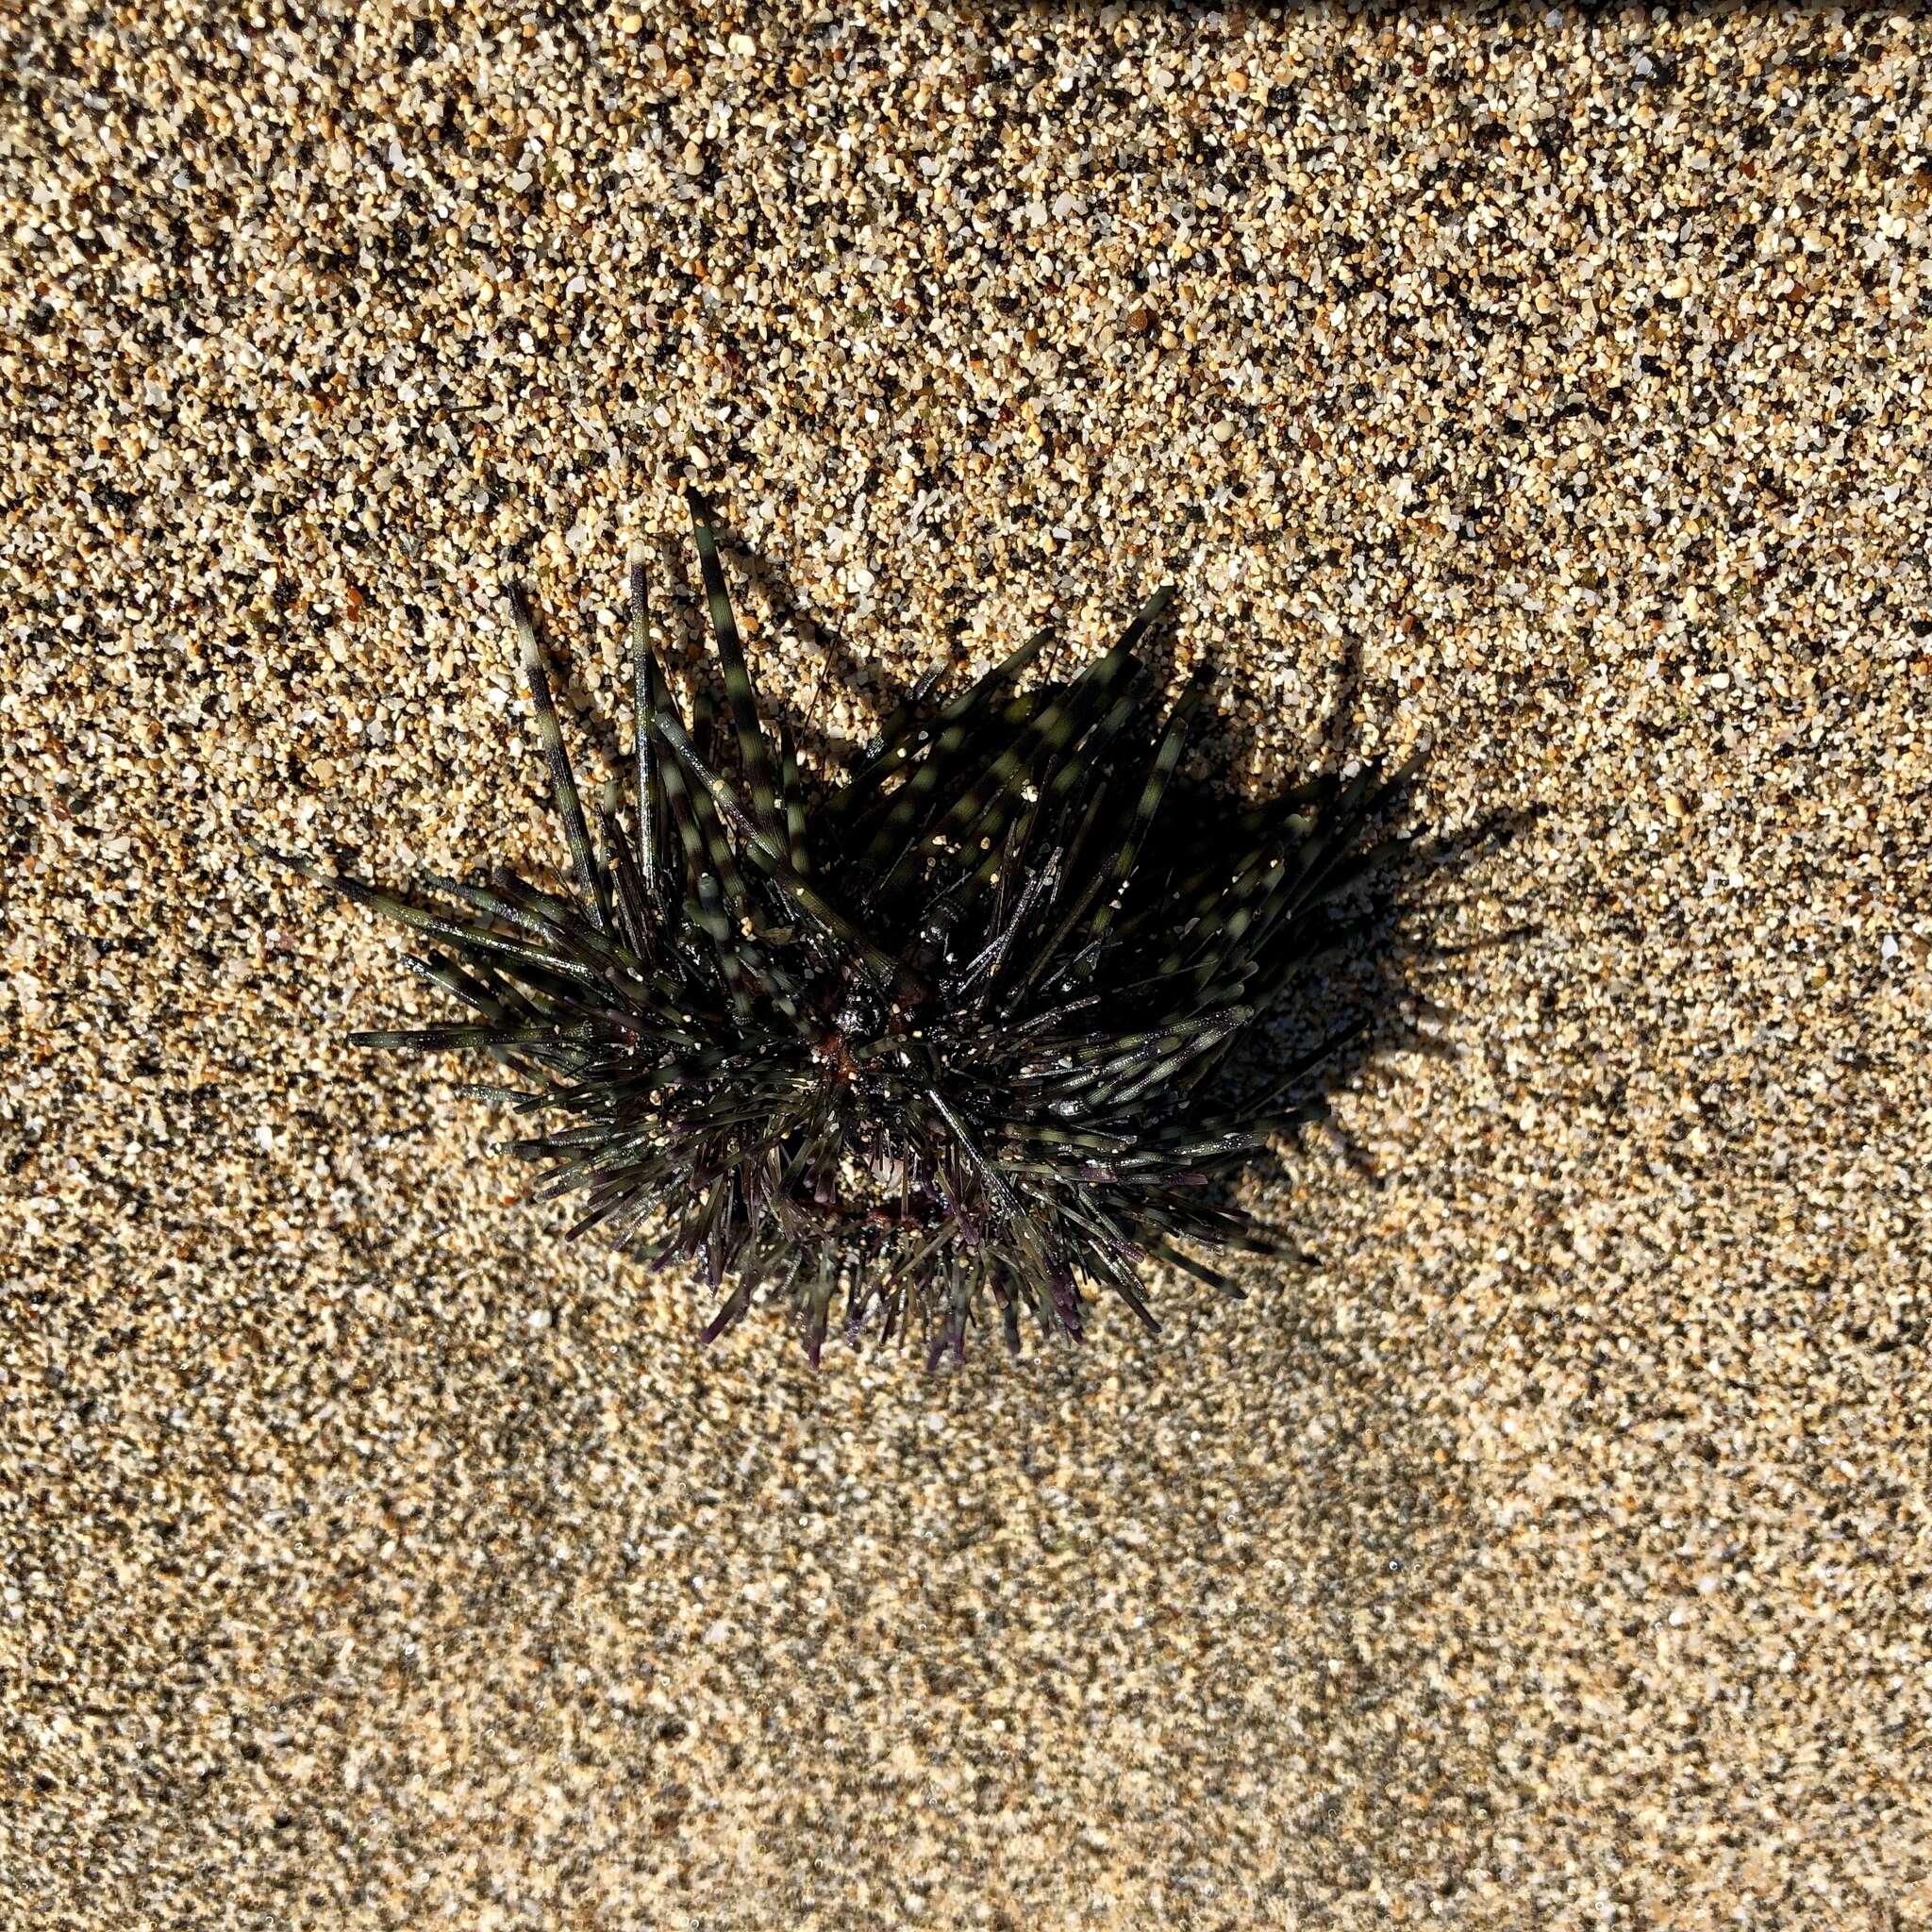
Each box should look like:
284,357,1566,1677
685,489,783,841
628,543,663,905
510,583,609,932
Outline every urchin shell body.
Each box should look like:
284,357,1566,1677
270,491,1411,1365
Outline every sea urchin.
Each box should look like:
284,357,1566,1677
264,491,1416,1366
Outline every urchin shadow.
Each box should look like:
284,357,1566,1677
525,508,1533,1274
638,497,1200,784
630,515,887,782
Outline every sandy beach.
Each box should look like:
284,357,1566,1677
5,3,1930,1924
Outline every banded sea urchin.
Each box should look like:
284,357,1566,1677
264,491,1417,1366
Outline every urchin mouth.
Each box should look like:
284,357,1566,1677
765,1135,951,1241
809,1026,865,1085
